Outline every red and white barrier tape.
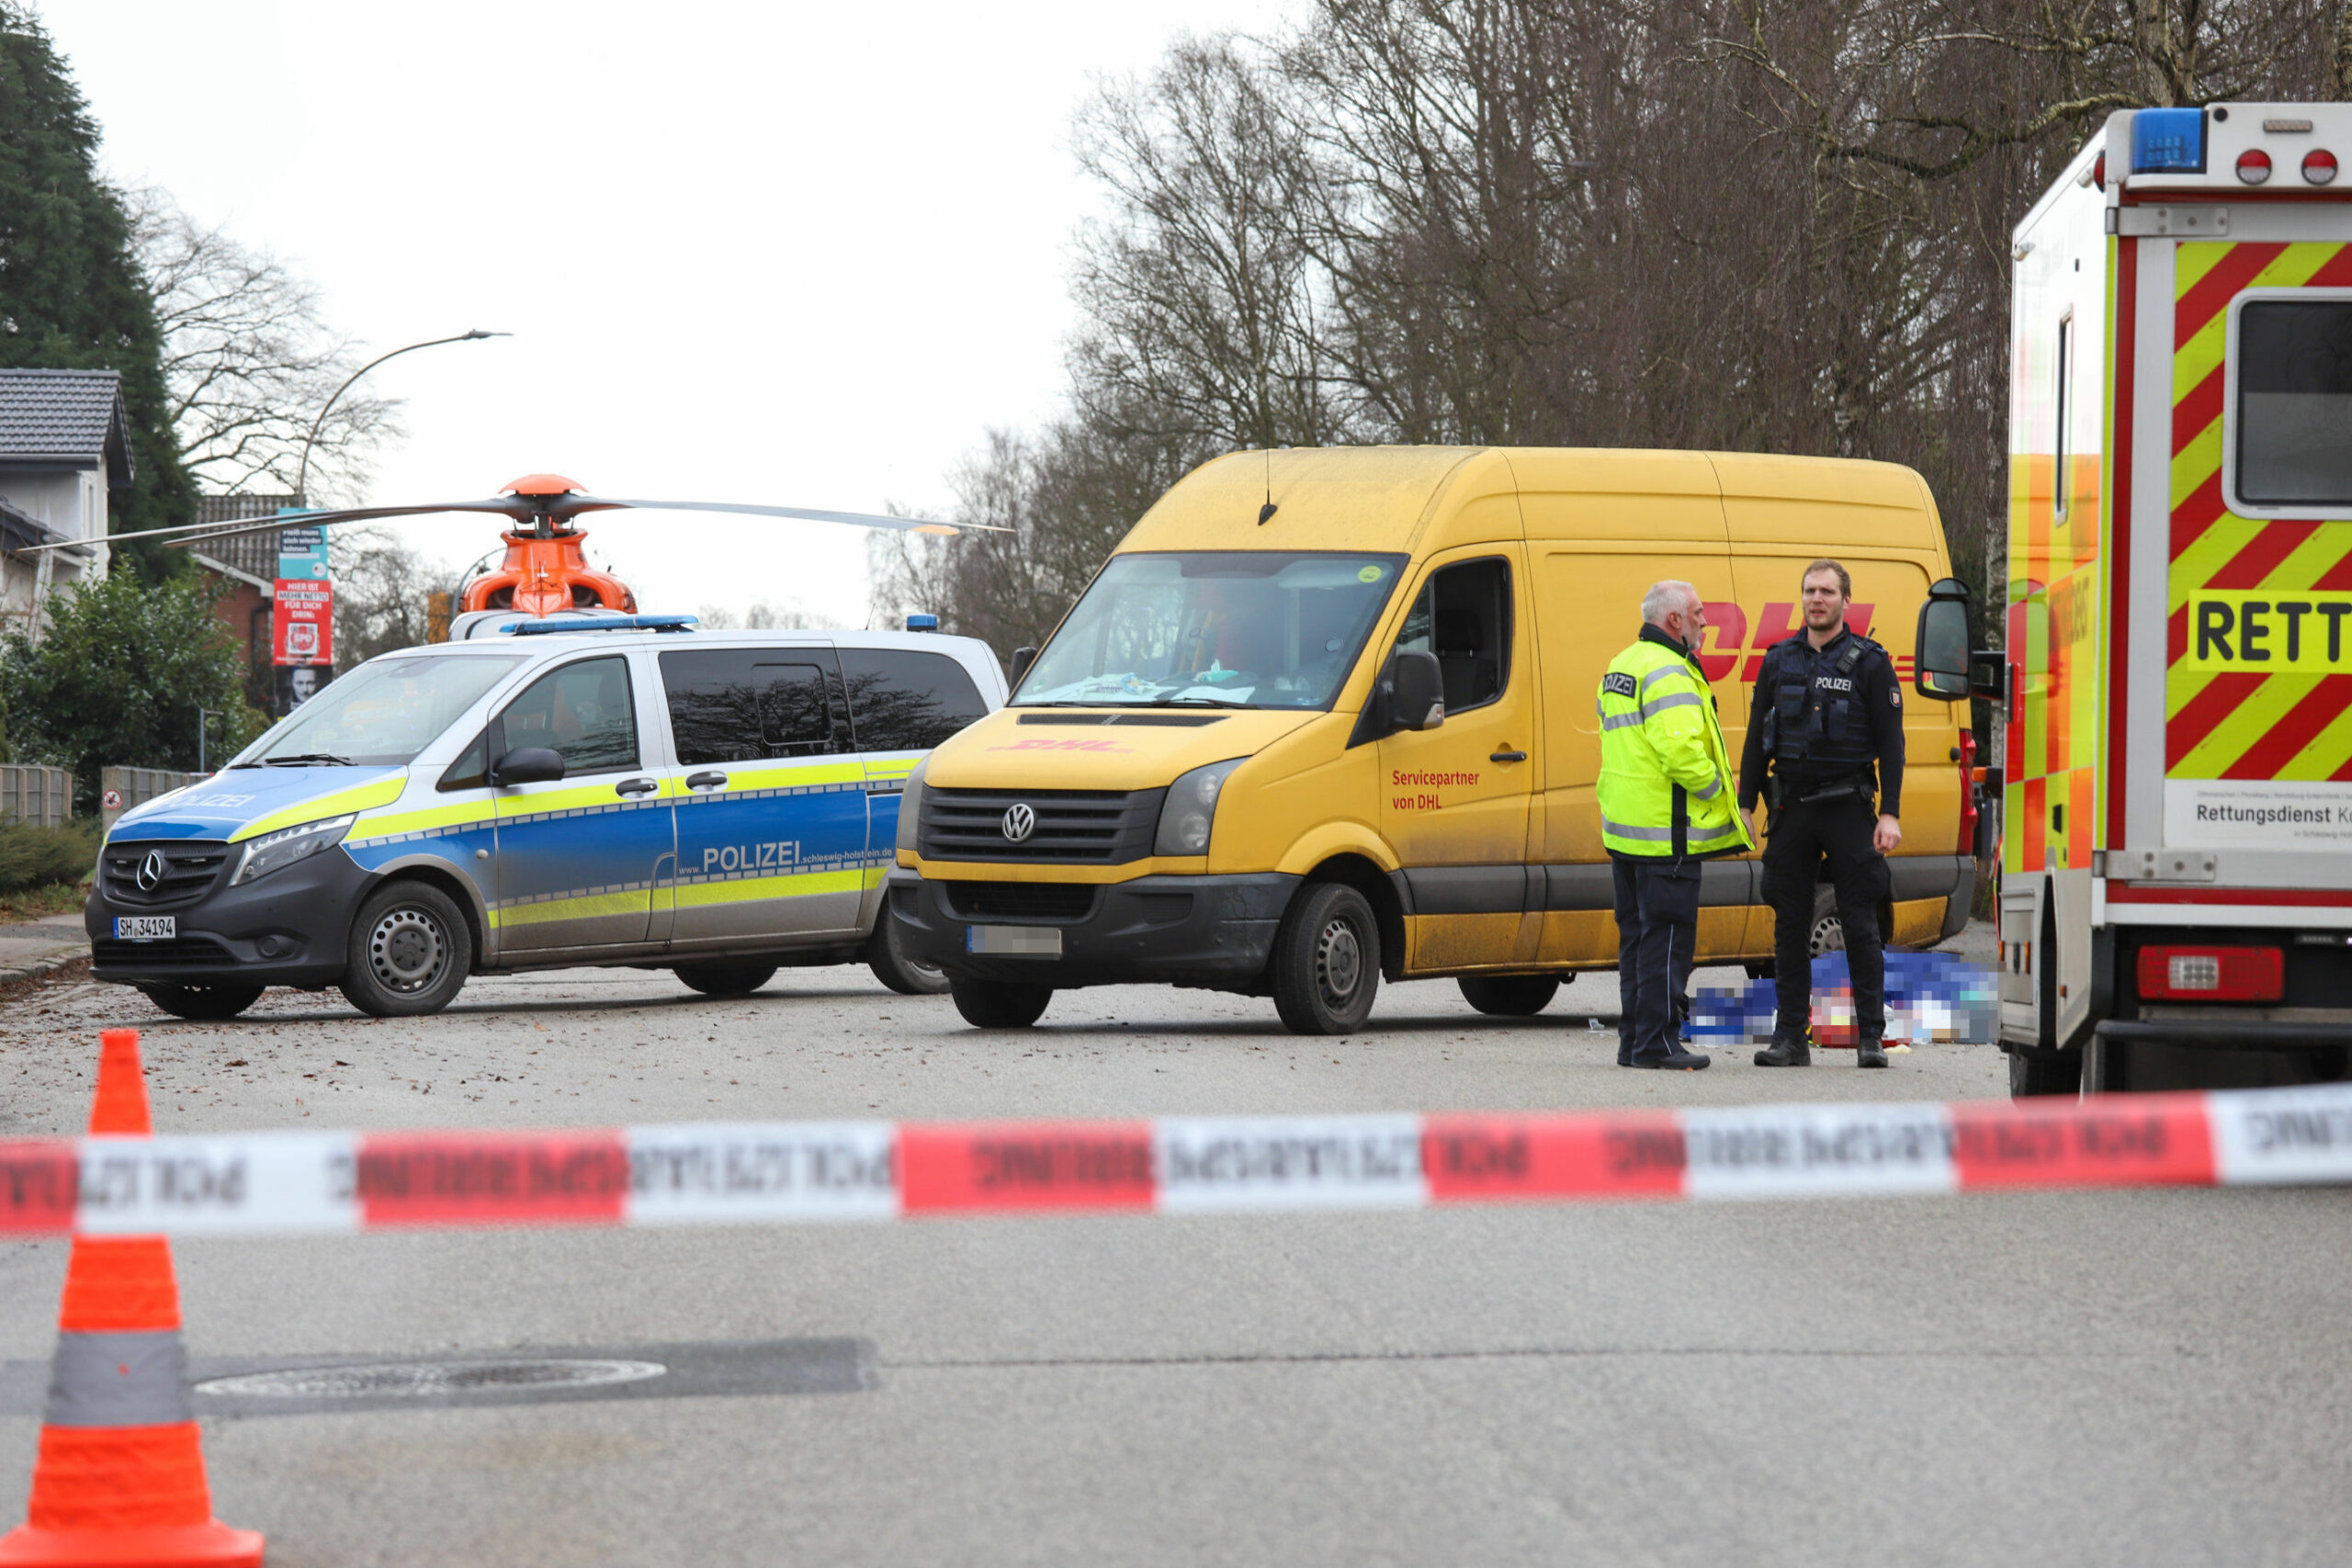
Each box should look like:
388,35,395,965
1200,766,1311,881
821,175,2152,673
2,1085,2346,1236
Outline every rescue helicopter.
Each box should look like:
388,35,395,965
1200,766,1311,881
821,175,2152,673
23,473,981,629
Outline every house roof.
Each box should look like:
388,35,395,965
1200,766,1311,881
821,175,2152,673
0,493,74,557
0,369,134,487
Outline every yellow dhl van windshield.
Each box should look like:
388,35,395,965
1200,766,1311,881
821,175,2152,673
1016,551,1407,711
235,654,526,768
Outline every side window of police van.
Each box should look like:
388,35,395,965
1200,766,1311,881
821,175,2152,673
1393,558,1510,715
489,656,640,774
660,649,851,764
839,649,989,752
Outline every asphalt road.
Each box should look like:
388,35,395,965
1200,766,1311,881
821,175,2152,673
0,942,2345,1566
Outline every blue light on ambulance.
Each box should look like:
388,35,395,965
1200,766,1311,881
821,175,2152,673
2131,107,2206,174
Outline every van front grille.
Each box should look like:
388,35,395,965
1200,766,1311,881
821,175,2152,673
93,936,235,968
941,881,1099,920
917,787,1164,865
100,840,232,908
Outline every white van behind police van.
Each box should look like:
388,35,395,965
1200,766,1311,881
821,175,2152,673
86,618,1004,1019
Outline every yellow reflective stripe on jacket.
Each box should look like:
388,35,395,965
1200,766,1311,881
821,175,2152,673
1594,636,1752,860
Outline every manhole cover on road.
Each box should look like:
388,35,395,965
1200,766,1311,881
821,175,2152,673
193,1358,666,1400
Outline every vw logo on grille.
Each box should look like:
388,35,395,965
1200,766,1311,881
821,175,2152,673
1001,804,1036,843
136,850,167,891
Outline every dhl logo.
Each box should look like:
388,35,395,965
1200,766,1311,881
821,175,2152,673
1692,602,1909,684
987,738,1132,752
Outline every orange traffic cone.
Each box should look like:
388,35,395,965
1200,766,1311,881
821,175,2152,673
0,1030,263,1566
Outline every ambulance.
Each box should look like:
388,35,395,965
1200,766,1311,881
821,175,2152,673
2003,102,2352,1095
888,446,1984,1034
86,618,1004,1018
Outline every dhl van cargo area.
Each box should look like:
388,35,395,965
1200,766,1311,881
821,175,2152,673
889,446,1983,1034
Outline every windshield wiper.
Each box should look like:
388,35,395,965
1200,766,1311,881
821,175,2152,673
1147,693,1256,707
257,752,354,767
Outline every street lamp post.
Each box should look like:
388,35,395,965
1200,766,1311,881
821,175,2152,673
196,706,217,775
294,329,510,506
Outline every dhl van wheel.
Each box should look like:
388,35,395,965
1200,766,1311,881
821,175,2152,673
137,983,265,1021
1457,976,1561,1016
339,880,469,1018
1272,881,1380,1035
950,978,1053,1028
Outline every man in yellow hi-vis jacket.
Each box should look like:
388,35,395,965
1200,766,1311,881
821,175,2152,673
1596,581,1755,1069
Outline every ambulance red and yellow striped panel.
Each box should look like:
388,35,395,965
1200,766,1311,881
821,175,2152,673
2166,240,2352,781
2005,400,2101,874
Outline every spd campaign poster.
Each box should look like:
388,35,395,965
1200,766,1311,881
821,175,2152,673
273,577,334,668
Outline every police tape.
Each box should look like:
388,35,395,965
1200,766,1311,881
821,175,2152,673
2,1085,2348,1236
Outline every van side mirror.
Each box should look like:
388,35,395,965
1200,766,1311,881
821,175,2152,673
1387,649,1445,733
1009,646,1039,688
490,747,565,787
1913,580,1971,701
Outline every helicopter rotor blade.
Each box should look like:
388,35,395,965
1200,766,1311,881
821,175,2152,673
587,498,996,535
14,499,536,555
10,492,1002,555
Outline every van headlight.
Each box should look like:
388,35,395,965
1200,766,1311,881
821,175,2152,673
895,760,929,858
231,813,356,886
1154,758,1245,858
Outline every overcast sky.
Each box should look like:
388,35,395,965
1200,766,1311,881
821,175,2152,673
42,1,1288,626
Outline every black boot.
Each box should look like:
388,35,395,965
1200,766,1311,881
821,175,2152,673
1754,1032,1812,1067
1857,1036,1889,1069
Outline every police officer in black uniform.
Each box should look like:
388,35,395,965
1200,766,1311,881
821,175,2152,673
1737,559,1905,1069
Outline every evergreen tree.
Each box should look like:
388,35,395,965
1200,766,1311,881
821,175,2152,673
1,571,265,812
0,4,193,578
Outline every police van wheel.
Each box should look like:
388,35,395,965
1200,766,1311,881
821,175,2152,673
137,983,265,1021
865,919,951,996
674,963,778,997
1457,976,1560,1017
1272,881,1380,1035
1809,890,1845,956
951,978,1053,1028
339,881,469,1018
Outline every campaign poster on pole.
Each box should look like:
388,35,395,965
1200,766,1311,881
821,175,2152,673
272,508,332,712
273,577,334,713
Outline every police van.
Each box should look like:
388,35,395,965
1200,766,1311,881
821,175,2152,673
87,616,1004,1019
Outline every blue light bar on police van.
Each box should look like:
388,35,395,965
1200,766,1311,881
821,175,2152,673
501,614,699,636
906,614,940,632
2132,107,2206,175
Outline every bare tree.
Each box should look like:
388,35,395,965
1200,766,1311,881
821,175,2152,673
1074,36,1351,450
333,527,448,665
695,600,828,629
868,412,1199,661
922,0,2337,666
130,187,404,506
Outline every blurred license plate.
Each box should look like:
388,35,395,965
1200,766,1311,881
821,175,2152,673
967,925,1061,957
113,916,175,942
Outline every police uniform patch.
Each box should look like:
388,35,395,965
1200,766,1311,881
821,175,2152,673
1601,671,1638,698
1890,687,1902,707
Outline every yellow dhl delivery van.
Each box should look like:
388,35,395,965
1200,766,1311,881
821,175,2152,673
888,446,1981,1034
